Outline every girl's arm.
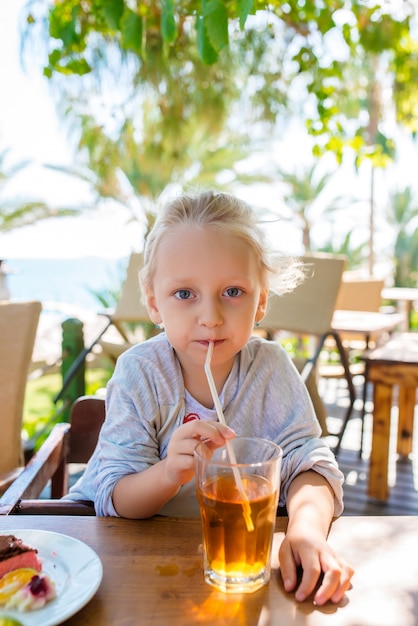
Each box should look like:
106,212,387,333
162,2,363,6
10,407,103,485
279,470,354,606
112,420,235,518
112,457,182,518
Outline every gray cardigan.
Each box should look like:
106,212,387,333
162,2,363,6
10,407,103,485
66,333,344,517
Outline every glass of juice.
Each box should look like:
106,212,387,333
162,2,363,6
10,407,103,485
194,436,282,594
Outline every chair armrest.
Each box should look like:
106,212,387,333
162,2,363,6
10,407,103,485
0,423,70,515
10,499,95,516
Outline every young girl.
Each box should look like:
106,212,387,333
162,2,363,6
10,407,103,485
68,190,353,605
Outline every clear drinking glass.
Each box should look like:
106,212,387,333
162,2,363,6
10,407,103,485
194,436,282,594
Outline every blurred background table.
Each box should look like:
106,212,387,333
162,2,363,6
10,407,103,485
331,310,405,349
362,332,418,501
382,287,418,331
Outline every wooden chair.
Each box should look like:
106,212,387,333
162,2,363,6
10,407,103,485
56,253,153,402
99,252,152,361
0,300,42,494
258,253,355,453
321,275,386,396
334,274,385,348
0,396,105,515
335,274,384,313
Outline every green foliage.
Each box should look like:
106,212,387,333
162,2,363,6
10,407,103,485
392,36,418,133
411,309,418,331
120,9,143,54
161,1,177,46
25,1,418,165
237,0,255,29
19,0,418,280
202,0,229,53
35,17,280,235
393,228,418,288
385,186,418,287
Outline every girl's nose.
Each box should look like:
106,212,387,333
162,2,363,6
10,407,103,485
198,299,223,328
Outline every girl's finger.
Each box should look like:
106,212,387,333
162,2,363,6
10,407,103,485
182,420,235,444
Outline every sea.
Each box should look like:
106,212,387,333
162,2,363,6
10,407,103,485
6,257,129,313
4,257,131,361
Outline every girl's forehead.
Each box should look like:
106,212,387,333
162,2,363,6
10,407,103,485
154,225,259,275
163,222,247,242
158,225,248,257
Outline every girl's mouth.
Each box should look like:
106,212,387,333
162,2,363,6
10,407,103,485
199,339,224,348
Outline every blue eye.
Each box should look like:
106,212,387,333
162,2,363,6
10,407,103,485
224,287,242,298
175,289,193,300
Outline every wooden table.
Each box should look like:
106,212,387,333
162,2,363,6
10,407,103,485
1,515,418,626
382,287,418,331
331,310,405,348
362,332,418,501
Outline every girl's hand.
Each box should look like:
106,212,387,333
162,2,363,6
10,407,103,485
164,420,235,487
279,530,354,606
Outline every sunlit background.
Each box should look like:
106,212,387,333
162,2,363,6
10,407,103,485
1,1,418,311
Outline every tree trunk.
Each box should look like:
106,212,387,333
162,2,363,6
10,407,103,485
369,164,375,277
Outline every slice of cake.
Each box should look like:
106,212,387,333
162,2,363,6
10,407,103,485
0,535,42,579
0,535,55,612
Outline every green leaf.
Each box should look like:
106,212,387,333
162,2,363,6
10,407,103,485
161,0,177,44
56,57,91,75
48,4,79,47
196,16,218,64
202,0,228,51
237,0,254,29
48,49,62,66
121,9,143,54
67,58,91,75
98,0,124,30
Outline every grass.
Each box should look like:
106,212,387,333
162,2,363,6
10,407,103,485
411,310,418,330
23,365,113,451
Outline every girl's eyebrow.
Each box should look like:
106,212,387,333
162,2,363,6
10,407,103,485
161,269,255,284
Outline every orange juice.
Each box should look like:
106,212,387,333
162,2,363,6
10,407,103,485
197,472,277,593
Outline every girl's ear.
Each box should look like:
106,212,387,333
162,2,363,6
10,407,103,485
256,288,269,321
145,291,161,325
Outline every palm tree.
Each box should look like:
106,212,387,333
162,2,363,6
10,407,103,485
45,111,273,244
386,186,418,287
275,162,356,251
318,231,367,270
0,150,78,232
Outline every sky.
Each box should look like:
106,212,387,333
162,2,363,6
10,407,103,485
0,1,145,260
1,2,418,265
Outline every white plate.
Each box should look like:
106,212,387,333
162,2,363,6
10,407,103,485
0,529,103,626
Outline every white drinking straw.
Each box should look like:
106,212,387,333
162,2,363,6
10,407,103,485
204,341,254,532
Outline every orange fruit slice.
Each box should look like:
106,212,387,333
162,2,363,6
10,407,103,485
0,568,38,604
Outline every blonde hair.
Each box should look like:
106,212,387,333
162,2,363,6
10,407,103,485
139,190,305,298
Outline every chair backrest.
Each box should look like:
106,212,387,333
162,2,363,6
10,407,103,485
0,301,42,475
335,275,384,312
0,396,105,515
113,253,150,323
259,253,346,336
67,396,106,465
46,395,105,500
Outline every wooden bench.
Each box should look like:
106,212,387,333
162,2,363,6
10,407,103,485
362,333,418,501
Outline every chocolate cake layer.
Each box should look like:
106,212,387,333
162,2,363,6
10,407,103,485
0,534,41,579
0,534,36,560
